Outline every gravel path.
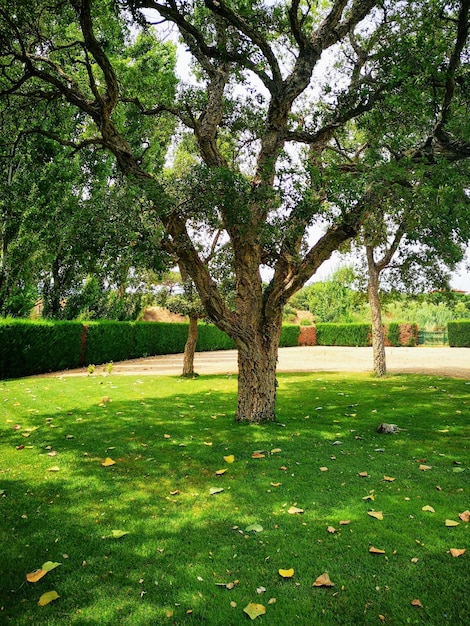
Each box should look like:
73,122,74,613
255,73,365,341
47,346,470,379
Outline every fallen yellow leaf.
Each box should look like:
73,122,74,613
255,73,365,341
411,599,423,608
368,511,384,521
358,471,369,477
203,441,213,446
327,526,336,534
449,548,466,557
243,602,266,620
445,519,459,527
101,457,116,467
270,482,282,487
252,452,265,459
271,448,282,453
215,468,227,475
419,464,432,471
339,520,351,525
458,510,470,522
47,466,60,472
312,572,335,587
319,466,328,472
223,455,235,463
38,590,60,606
279,568,295,578
369,546,386,554
26,569,47,583
383,476,395,482
422,505,435,513
288,506,304,515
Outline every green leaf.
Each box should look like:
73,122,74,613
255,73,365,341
42,561,61,572
108,530,130,539
245,524,263,533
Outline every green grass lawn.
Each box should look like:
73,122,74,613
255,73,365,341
0,371,468,625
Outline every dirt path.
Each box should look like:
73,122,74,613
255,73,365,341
44,346,470,379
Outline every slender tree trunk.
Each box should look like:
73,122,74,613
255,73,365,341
182,315,199,377
235,322,281,423
367,246,386,376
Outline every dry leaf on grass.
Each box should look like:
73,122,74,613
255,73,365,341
279,568,295,578
252,451,265,459
458,510,470,522
224,455,235,463
288,506,304,515
369,546,386,554
449,548,466,557
243,602,266,620
38,590,60,606
312,572,335,587
422,505,435,513
445,519,459,527
26,569,48,583
368,511,384,520
411,599,423,608
101,457,116,467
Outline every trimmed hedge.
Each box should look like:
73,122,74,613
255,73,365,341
316,323,371,347
448,320,470,347
0,319,83,379
0,320,300,379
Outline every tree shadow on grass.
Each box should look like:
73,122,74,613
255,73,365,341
1,373,468,624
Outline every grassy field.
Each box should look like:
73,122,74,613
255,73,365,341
0,371,468,625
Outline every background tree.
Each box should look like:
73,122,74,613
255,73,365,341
1,0,468,421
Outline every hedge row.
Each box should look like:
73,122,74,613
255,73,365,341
0,320,300,379
448,320,470,347
316,323,371,347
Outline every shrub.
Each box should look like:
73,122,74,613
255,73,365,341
316,323,371,346
197,324,236,351
280,324,301,347
448,320,470,347
387,322,401,347
135,322,190,356
84,322,138,364
0,319,82,378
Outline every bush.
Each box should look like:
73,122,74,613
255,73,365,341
387,322,401,347
448,320,470,347
316,323,371,346
280,324,301,347
84,322,138,364
197,324,236,351
0,319,301,379
135,322,190,356
0,319,82,378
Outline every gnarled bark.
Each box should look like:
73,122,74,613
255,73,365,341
235,321,281,423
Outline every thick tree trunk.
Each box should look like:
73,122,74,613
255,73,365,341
367,247,386,377
235,323,281,423
182,315,199,377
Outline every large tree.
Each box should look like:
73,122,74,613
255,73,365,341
1,0,468,421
